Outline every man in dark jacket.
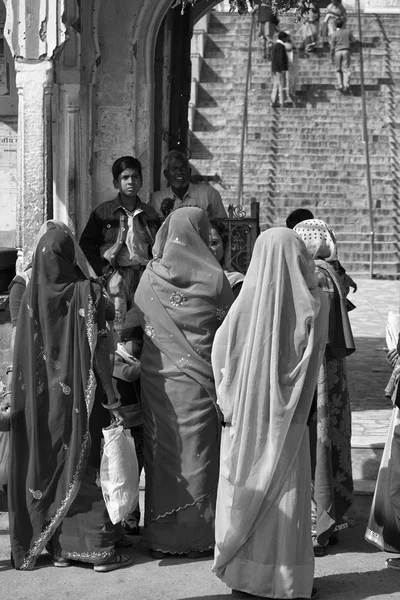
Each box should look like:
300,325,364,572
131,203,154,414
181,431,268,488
80,156,160,335
271,31,289,107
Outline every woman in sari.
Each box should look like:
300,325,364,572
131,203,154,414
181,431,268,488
295,219,355,555
134,207,234,558
9,228,130,572
365,338,400,567
212,228,328,599
209,219,245,298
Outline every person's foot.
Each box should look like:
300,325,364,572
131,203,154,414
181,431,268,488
343,86,350,94
312,537,328,556
386,557,400,570
52,557,71,568
337,86,344,93
93,553,132,572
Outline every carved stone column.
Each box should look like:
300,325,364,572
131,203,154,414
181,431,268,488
15,60,54,270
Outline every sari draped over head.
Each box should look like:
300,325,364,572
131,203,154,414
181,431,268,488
13,219,97,288
9,229,104,570
135,207,234,554
212,228,328,598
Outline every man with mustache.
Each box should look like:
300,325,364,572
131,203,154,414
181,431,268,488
150,150,227,220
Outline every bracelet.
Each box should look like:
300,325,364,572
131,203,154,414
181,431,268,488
3,391,11,397
6,366,13,375
101,399,121,410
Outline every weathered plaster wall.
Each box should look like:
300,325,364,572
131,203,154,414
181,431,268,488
92,1,137,206
0,2,17,247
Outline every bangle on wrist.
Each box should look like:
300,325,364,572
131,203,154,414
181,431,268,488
6,366,13,375
101,399,121,410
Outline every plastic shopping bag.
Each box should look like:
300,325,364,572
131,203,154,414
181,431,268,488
100,425,139,525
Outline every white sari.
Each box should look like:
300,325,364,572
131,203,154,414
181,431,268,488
212,228,329,598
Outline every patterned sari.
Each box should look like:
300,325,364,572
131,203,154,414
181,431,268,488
9,229,115,570
295,219,355,547
134,207,234,554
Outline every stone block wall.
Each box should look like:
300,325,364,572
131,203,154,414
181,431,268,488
189,11,400,276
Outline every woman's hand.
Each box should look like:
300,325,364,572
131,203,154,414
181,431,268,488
110,406,125,427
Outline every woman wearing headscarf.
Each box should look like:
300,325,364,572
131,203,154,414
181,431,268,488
209,219,245,298
365,340,400,566
134,207,234,558
8,228,130,572
212,228,328,599
294,219,355,555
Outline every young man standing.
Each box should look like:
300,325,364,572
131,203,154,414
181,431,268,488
150,150,227,220
270,32,290,108
330,18,355,93
80,156,160,335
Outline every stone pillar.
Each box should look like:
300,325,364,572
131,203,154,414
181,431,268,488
15,60,54,270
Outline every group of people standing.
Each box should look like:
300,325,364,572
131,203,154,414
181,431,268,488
1,151,358,599
261,0,355,107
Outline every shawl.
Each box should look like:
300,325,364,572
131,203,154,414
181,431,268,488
212,227,329,573
9,229,101,570
135,207,234,412
11,219,97,288
295,219,355,358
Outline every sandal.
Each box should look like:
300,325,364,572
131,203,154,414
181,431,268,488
93,553,132,573
386,557,400,571
52,557,71,568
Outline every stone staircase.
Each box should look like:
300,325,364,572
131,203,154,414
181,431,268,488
189,11,400,277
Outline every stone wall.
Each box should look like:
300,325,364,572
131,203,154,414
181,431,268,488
189,11,400,276
0,2,17,248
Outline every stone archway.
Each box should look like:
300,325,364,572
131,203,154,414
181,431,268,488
2,0,221,264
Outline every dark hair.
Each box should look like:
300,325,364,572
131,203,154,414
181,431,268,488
209,219,229,250
278,31,289,42
286,208,314,229
336,18,344,28
112,156,143,182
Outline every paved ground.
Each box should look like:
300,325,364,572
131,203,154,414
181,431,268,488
1,278,400,600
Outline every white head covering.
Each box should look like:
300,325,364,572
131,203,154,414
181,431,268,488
212,227,329,573
294,218,338,262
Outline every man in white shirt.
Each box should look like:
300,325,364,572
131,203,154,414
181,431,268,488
150,150,227,220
